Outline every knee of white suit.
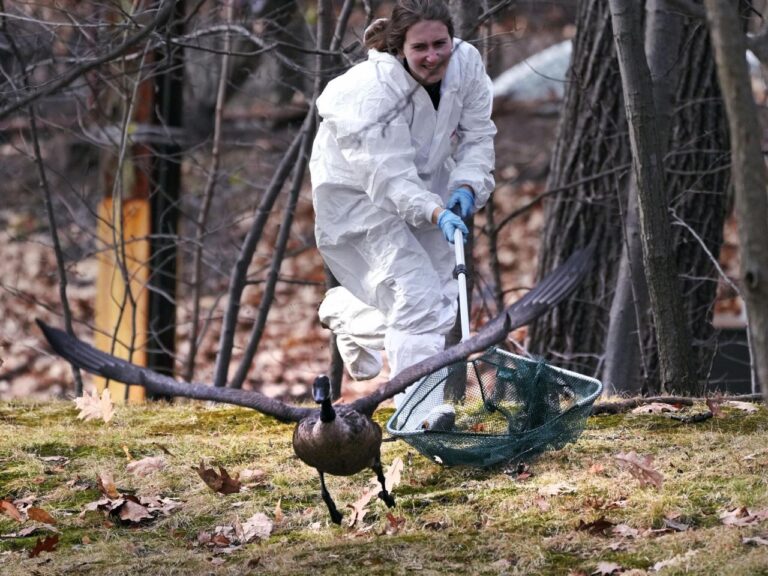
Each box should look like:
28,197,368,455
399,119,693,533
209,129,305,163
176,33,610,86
385,328,445,408
318,286,386,350
335,333,383,380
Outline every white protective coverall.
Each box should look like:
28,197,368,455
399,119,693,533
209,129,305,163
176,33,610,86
310,39,496,394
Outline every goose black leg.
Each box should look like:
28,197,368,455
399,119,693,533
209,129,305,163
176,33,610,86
372,455,396,508
318,471,343,524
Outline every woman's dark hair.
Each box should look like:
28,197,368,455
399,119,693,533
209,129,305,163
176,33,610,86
364,0,454,54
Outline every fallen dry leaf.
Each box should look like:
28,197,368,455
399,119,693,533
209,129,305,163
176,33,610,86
592,560,622,575
706,394,723,417
588,463,606,475
97,472,120,499
238,512,273,543
663,516,689,532
614,452,663,489
73,388,115,423
28,534,59,558
39,455,69,465
238,468,266,485
631,402,679,414
538,482,576,497
27,507,57,526
80,496,113,517
139,496,181,516
382,457,404,492
347,458,405,528
193,461,241,495
384,512,405,535
126,456,166,477
652,549,697,571
118,499,153,523
725,401,759,413
273,498,284,525
1,500,22,522
612,523,640,538
347,484,379,527
719,507,768,527
212,533,231,547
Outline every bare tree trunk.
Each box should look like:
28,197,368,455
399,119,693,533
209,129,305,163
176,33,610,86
704,0,768,400
602,0,686,395
647,10,731,391
608,0,695,394
528,0,631,377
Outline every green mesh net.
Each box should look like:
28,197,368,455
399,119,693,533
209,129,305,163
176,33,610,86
386,347,603,467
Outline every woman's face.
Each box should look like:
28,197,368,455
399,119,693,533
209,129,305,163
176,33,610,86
401,20,453,85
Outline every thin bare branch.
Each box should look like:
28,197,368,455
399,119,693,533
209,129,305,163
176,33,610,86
1,1,84,395
229,113,317,390
0,0,176,122
212,129,305,388
184,0,233,383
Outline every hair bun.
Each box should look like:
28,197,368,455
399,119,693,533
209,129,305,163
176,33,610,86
363,17,389,44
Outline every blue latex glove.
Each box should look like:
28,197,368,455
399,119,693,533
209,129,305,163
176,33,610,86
446,187,475,219
437,210,469,244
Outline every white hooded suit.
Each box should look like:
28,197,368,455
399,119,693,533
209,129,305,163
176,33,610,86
310,39,496,387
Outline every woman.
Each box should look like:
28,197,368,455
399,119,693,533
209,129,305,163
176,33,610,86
310,0,496,399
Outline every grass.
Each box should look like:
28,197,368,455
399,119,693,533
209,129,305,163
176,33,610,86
1,399,767,575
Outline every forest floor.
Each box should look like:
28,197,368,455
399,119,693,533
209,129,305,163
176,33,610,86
1,399,767,575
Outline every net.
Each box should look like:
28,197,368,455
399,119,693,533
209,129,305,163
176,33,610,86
386,347,602,467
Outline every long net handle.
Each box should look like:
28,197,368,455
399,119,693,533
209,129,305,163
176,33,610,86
452,215,471,342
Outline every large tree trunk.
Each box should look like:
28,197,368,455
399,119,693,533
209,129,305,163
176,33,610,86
604,1,730,395
643,10,731,392
705,0,768,400
602,0,685,395
527,0,631,377
531,0,729,394
608,0,695,394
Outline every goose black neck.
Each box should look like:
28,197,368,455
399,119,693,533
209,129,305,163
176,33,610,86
320,398,336,423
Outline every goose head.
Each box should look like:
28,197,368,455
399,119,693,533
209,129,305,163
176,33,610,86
312,375,335,423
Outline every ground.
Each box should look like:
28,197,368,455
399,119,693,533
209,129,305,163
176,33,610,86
1,399,767,575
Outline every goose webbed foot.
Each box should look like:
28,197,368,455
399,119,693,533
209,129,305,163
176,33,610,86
372,457,396,508
319,471,343,525
378,489,396,508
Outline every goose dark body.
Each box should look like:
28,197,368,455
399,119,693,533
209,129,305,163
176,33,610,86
35,245,593,525
292,375,394,523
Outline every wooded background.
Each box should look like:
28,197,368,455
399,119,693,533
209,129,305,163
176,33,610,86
0,0,765,403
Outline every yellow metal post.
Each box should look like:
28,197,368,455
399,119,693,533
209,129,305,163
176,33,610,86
94,197,151,404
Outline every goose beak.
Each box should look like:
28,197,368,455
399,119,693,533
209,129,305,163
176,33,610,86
312,375,331,404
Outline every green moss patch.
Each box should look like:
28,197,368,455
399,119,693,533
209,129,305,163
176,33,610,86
0,399,766,575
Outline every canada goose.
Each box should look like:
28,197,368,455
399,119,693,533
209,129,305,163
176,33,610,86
293,375,394,523
36,244,592,525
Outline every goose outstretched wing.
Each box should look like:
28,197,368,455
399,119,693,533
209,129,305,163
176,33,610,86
36,320,312,423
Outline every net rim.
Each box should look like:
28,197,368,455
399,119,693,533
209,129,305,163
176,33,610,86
385,348,603,440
